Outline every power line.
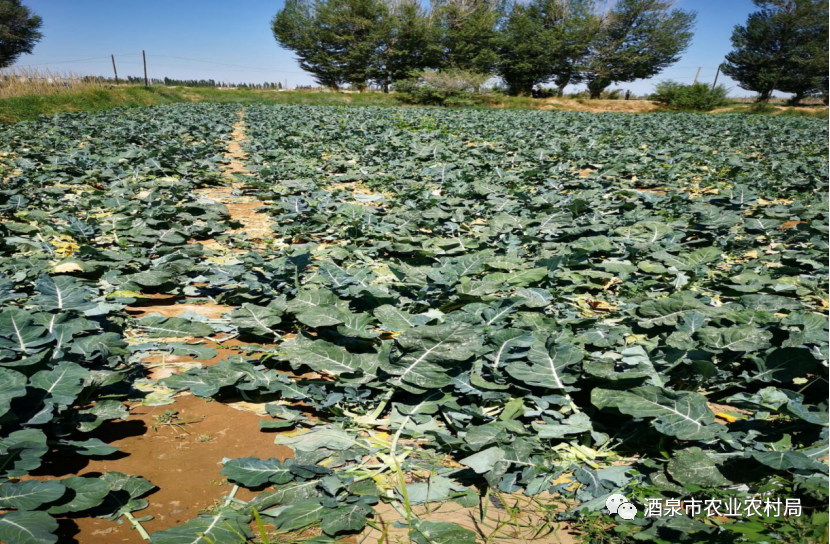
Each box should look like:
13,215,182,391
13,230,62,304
151,54,306,75
12,56,113,67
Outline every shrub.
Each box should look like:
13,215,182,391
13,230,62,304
394,69,487,107
652,80,730,111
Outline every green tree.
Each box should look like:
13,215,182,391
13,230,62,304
497,0,599,96
496,2,550,95
0,0,42,69
272,0,340,88
436,0,504,77
272,0,387,90
544,0,600,96
722,0,829,103
583,0,695,99
373,0,442,92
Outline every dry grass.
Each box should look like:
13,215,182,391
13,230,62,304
0,67,107,99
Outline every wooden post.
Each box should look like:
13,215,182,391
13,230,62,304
142,50,149,87
111,54,119,84
711,64,721,89
692,67,701,85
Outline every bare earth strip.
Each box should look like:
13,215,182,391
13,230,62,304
197,110,274,249
51,109,290,544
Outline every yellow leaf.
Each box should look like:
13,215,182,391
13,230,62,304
553,473,573,485
53,262,83,274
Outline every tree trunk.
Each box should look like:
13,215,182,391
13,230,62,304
587,78,609,99
788,91,805,106
557,84,566,98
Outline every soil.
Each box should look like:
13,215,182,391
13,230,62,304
54,107,584,544
545,98,660,114
361,493,580,544
38,395,291,544
49,109,291,543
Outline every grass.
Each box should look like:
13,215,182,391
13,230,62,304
0,85,401,123
712,102,829,118
0,83,826,124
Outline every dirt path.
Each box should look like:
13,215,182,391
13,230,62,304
49,109,288,544
362,494,580,544
196,111,273,250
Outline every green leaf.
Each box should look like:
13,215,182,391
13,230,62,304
505,341,582,391
0,481,65,511
221,457,294,487
751,348,818,382
482,267,547,286
374,305,431,332
47,476,110,514
282,336,373,376
0,368,27,417
698,325,772,352
149,509,253,544
75,400,129,432
637,294,708,328
0,308,51,354
0,511,58,544
460,446,505,473
667,448,731,487
58,438,119,456
751,450,816,471
409,520,477,544
383,323,482,389
532,412,593,438
248,480,323,510
592,386,716,440
266,498,326,531
229,303,282,337
273,426,359,452
134,315,214,338
31,275,95,312
321,503,370,535
29,361,89,406
286,290,345,327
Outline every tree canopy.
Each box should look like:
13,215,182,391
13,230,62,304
0,0,43,69
273,0,697,97
583,0,696,99
722,0,829,103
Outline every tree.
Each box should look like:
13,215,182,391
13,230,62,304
272,0,387,90
497,0,598,96
435,0,504,77
496,2,550,95
583,0,695,99
372,0,442,92
0,0,43,69
543,0,599,96
272,0,340,88
722,0,829,103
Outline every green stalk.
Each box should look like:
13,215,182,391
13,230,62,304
123,512,151,541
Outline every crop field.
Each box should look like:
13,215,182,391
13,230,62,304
0,104,826,544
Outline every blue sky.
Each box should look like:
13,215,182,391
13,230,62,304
17,0,770,96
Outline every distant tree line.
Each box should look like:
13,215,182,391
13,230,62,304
272,0,697,97
723,0,828,104
85,75,286,89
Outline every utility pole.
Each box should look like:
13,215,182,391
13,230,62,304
111,54,119,84
692,67,701,85
142,50,149,87
711,64,721,89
